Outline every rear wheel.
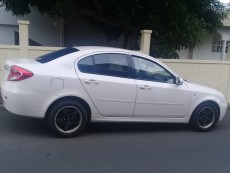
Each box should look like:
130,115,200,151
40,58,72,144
189,102,219,132
47,100,88,137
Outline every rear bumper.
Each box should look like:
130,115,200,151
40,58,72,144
1,80,46,118
3,103,44,119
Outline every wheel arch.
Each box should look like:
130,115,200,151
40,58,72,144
45,96,91,121
190,100,220,122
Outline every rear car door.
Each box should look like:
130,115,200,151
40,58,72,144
75,53,136,117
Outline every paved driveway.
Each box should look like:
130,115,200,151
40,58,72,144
0,105,229,173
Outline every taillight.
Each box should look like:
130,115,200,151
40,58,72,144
7,65,34,81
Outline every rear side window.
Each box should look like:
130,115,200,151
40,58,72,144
94,54,129,78
36,47,78,63
77,53,130,78
78,56,94,73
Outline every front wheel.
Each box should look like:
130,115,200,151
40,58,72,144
47,100,88,137
189,103,219,132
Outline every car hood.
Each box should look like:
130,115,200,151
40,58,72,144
185,81,225,99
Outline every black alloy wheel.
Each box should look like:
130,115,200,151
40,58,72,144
47,100,88,137
189,102,218,132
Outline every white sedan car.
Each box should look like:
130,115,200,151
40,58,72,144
1,47,227,137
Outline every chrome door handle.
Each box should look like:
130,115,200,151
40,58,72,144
140,85,151,90
84,79,99,84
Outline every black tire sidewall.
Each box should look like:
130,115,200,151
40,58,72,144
189,102,218,132
47,100,88,137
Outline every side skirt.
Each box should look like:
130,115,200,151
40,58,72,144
91,113,190,124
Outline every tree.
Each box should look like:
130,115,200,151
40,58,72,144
0,0,227,58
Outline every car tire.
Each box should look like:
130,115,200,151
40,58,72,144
47,100,88,137
189,102,219,132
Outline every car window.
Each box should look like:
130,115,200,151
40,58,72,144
132,56,175,84
36,47,78,63
78,56,94,73
94,54,129,78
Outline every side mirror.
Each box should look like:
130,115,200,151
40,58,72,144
175,77,183,85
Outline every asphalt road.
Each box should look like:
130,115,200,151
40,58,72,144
0,106,229,173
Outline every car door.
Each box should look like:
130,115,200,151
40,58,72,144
76,53,136,117
131,55,190,118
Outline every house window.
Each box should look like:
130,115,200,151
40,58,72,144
212,40,230,53
212,40,223,52
225,41,230,53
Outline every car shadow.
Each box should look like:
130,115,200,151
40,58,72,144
3,107,222,138
85,122,190,135
5,117,190,138
0,107,53,138
6,116,54,137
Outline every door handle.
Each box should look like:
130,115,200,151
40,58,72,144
84,79,99,84
140,85,151,90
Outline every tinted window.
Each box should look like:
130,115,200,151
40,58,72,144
36,47,78,63
78,56,94,73
132,56,175,84
94,54,129,78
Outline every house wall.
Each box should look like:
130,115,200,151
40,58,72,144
64,16,124,48
192,33,222,60
177,49,190,59
0,7,62,46
178,28,230,60
178,34,225,60
0,24,18,45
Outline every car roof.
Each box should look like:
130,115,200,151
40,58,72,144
74,46,130,52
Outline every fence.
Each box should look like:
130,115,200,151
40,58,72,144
1,20,230,103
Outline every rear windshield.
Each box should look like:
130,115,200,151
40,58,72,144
36,47,78,63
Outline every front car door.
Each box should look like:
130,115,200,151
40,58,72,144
131,55,190,118
76,53,136,117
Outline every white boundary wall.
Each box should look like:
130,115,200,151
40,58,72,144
161,59,230,102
